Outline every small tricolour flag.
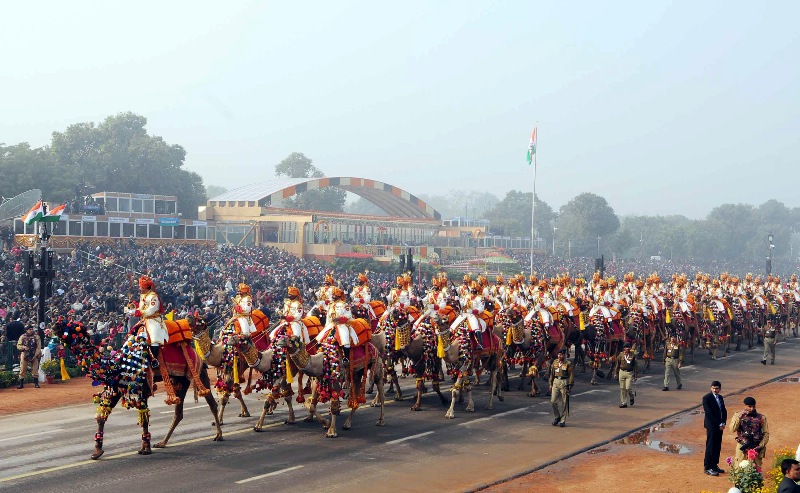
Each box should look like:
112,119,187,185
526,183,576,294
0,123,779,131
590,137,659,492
41,203,66,222
22,201,44,225
526,127,537,165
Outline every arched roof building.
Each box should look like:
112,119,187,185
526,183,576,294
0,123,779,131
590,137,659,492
208,177,441,220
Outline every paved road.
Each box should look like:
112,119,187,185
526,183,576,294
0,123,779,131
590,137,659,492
2,337,798,493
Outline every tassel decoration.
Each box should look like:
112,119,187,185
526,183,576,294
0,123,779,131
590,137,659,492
60,357,70,381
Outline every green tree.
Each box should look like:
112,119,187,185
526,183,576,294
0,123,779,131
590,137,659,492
206,185,228,199
704,203,757,259
50,112,206,217
347,196,388,216
556,193,620,257
0,143,73,202
484,190,555,241
275,152,345,212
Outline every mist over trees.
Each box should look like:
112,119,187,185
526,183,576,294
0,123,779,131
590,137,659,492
1,112,206,218
274,152,346,212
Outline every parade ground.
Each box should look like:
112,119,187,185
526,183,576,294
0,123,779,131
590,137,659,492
1,337,798,493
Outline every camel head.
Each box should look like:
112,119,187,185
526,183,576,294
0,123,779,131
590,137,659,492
188,313,209,335
279,335,303,352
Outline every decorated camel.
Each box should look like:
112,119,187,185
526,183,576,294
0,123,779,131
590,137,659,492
281,329,386,438
376,307,447,410
433,306,503,419
57,316,221,459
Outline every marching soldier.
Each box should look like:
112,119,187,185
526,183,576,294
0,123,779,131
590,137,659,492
615,342,638,408
662,335,684,391
16,324,42,389
548,348,573,427
762,321,777,365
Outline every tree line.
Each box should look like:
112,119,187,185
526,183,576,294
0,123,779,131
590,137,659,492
2,113,796,262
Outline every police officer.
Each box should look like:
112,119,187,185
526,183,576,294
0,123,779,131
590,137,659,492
663,335,684,391
615,342,638,408
761,322,777,365
548,348,574,427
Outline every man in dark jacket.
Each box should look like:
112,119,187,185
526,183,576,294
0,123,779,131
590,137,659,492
777,459,800,493
702,380,727,476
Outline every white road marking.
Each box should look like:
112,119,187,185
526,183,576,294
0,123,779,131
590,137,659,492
681,365,695,369
235,465,305,484
571,389,610,397
0,430,64,443
386,431,434,445
159,405,209,414
637,376,652,380
457,407,529,426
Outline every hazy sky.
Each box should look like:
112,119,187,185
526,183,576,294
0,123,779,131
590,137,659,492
2,1,799,219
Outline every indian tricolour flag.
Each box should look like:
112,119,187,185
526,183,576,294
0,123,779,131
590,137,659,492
42,203,66,222
22,201,44,224
526,127,537,165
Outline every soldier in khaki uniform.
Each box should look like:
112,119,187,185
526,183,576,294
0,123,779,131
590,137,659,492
16,325,42,389
548,348,574,427
662,335,684,391
615,342,638,408
761,323,777,365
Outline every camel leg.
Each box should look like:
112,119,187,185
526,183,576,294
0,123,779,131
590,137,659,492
234,386,250,417
91,391,120,460
155,394,184,448
486,368,497,410
445,375,462,419
388,366,403,401
216,391,230,425
433,379,448,406
464,375,475,413
138,408,153,455
254,398,275,432
343,406,356,431
411,378,424,411
517,361,528,391
375,370,386,427
326,400,339,438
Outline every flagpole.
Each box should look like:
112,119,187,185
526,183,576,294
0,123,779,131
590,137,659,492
530,150,536,276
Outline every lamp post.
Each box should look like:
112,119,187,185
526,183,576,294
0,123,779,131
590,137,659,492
552,226,557,256
597,235,601,256
766,232,774,275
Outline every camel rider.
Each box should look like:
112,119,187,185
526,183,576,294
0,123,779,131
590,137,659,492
383,275,412,323
317,287,358,363
271,286,310,345
451,280,487,349
457,275,472,308
350,272,376,320
232,282,258,336
315,274,335,316
491,275,508,309
126,275,169,368
414,276,445,329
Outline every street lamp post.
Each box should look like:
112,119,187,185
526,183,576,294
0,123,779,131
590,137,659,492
552,226,557,256
597,235,601,256
766,232,774,275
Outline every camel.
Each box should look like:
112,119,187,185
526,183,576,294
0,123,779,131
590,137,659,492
433,307,503,419
374,309,447,410
192,323,300,431
281,335,385,438
57,317,222,460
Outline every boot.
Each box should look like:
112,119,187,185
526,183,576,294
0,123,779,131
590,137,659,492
342,346,351,366
34,379,40,388
17,377,24,389
150,345,161,369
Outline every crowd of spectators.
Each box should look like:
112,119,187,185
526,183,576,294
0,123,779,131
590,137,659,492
0,242,401,348
1,241,797,349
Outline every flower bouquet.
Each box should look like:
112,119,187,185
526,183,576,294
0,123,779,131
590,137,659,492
727,449,763,493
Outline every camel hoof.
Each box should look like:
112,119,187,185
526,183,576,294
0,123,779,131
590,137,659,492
303,416,314,423
213,435,223,442
498,395,504,402
239,412,251,418
253,427,262,432
138,448,152,456
411,405,421,411
91,450,104,460
376,420,385,427
465,406,475,413
484,405,493,411
445,414,455,419
394,396,404,402
343,424,350,431
265,410,273,416
153,442,166,449
284,420,295,425
214,421,224,426
326,433,338,438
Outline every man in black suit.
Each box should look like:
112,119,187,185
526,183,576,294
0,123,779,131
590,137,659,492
702,380,727,476
778,459,800,493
